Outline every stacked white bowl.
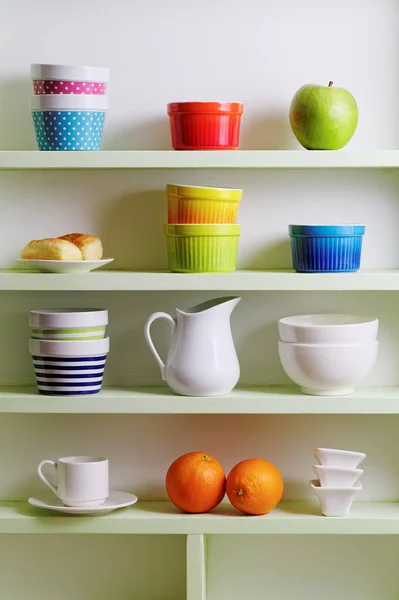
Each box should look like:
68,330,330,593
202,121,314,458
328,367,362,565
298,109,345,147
277,314,379,396
29,309,109,396
310,447,366,517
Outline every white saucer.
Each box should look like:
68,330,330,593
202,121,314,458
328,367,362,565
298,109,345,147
28,490,138,515
17,258,114,274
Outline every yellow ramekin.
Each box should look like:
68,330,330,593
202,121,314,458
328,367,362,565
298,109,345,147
167,184,243,224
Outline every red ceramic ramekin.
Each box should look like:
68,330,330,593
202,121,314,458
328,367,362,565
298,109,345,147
167,102,244,150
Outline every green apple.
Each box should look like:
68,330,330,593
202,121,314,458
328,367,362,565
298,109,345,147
289,82,358,150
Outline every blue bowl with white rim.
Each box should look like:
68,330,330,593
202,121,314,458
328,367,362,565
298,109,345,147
30,94,108,151
29,337,109,396
289,225,365,273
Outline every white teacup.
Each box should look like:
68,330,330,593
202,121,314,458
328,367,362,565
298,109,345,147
37,456,109,507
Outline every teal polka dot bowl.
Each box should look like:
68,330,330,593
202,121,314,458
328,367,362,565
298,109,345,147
30,95,108,151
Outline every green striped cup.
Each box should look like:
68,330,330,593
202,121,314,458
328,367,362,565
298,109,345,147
29,309,108,341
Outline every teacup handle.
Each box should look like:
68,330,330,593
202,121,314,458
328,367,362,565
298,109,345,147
144,312,176,380
38,460,58,495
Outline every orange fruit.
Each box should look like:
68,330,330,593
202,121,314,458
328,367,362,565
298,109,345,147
226,458,283,515
166,451,226,513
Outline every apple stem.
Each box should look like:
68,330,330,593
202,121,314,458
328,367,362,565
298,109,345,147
328,81,333,87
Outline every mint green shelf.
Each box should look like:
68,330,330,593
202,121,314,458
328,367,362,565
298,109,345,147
2,501,399,534
2,269,399,291
1,150,399,170
1,386,399,414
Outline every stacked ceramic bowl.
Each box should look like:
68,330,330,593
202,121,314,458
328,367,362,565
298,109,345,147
310,448,366,517
164,184,242,273
167,102,244,150
29,309,109,396
289,224,365,273
30,63,109,151
278,314,379,396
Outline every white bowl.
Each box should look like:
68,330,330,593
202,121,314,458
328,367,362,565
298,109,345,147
313,465,363,487
278,314,378,344
315,448,366,469
278,340,378,395
29,337,109,357
310,479,362,517
29,309,108,329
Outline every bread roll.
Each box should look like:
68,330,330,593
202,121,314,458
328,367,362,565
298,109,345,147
21,238,83,261
58,233,103,260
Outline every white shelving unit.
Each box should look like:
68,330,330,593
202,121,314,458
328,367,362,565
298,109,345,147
1,150,399,170
3,499,398,600
2,149,399,600
1,500,398,535
3,0,399,596
3,269,399,290
1,386,399,414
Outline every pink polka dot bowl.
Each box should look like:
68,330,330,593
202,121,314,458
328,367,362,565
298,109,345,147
30,64,109,96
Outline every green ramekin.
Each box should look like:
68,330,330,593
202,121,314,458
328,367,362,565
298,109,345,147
165,224,241,273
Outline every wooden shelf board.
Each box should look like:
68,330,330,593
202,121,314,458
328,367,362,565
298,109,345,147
1,385,399,414
2,269,399,291
0,150,399,170
1,501,399,534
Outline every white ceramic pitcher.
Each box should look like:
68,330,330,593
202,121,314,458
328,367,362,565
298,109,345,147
144,296,241,396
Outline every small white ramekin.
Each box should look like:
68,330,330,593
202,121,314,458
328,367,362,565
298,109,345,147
314,448,366,469
313,465,363,488
310,479,362,517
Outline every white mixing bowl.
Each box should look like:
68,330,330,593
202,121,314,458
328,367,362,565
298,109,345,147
278,314,378,344
278,340,378,396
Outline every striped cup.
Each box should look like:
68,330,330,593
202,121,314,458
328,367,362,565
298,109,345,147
29,338,109,396
29,309,108,341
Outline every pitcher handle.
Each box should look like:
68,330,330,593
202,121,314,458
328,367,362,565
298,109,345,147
144,312,176,380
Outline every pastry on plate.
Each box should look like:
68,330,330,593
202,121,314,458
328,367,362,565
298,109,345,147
21,238,83,261
58,233,103,260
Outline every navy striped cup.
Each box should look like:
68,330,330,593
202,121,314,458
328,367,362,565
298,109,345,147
29,338,109,396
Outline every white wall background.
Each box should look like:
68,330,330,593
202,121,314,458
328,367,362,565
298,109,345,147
0,1,399,597
0,0,398,271
0,0,398,151
0,0,397,496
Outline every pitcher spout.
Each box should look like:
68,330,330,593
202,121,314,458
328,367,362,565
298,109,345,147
221,296,241,316
177,296,241,318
